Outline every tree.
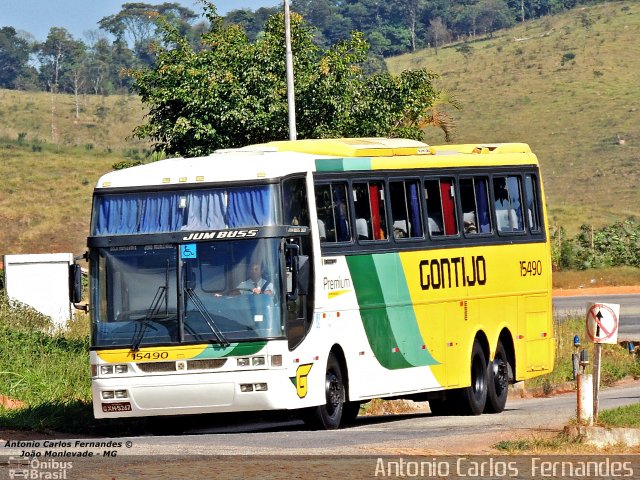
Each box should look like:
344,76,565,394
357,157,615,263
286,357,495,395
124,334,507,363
428,17,450,53
0,27,31,89
36,28,86,141
398,0,428,52
98,2,198,67
130,2,448,157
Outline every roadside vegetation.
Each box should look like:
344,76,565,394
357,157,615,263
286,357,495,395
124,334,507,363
598,403,640,428
527,316,640,394
0,291,93,432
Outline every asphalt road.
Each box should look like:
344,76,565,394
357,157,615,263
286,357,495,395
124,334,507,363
553,294,640,341
3,382,640,459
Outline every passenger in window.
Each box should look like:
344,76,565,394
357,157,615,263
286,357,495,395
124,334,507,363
394,226,408,238
463,212,477,233
334,196,350,242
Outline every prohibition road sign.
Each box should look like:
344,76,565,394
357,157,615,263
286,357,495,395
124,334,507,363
585,302,619,344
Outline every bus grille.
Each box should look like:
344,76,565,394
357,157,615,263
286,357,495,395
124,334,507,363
137,358,227,372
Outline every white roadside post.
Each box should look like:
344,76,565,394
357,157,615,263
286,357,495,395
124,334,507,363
585,302,620,423
576,348,592,425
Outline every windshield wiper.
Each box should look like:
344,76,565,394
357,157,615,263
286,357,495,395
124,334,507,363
131,285,166,350
185,287,230,347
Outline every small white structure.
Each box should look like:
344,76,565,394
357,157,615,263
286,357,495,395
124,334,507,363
3,253,75,328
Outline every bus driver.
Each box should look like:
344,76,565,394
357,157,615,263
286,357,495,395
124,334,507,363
236,262,273,295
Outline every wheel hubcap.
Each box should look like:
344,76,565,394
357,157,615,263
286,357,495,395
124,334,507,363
325,371,342,415
493,359,509,394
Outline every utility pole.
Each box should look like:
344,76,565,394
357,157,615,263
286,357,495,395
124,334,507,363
284,0,297,140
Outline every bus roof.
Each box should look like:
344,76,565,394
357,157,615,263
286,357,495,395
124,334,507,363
95,138,538,190
266,138,537,172
94,150,321,189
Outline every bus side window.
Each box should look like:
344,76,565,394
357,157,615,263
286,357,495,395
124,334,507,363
459,177,491,235
353,181,387,241
390,180,423,239
524,174,541,232
282,177,309,226
493,176,524,233
425,178,458,237
315,183,351,243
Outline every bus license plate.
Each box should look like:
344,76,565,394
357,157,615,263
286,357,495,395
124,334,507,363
102,402,132,413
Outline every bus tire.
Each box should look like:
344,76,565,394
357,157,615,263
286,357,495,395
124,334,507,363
304,353,345,430
485,342,509,413
458,339,488,415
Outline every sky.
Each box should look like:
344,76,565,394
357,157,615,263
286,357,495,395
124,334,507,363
1,1,280,42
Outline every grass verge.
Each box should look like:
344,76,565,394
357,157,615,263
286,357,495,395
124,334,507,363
598,403,640,428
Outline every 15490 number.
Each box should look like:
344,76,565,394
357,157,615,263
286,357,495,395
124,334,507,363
520,260,543,277
129,351,169,361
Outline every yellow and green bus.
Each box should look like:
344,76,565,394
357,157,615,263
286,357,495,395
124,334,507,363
75,138,555,429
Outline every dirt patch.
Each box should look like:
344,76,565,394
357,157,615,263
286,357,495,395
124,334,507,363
0,395,25,410
553,285,640,297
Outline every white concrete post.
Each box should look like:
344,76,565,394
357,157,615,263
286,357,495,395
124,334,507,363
577,373,594,426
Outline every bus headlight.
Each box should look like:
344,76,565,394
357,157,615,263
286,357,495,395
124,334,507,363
100,365,114,375
115,365,129,374
237,358,250,367
102,391,115,400
251,356,266,367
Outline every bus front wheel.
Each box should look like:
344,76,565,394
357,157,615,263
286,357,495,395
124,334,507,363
304,353,345,430
458,339,488,415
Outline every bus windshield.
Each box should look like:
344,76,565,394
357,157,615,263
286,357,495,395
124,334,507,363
92,238,284,348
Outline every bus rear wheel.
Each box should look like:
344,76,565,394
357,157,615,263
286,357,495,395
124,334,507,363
458,339,488,415
304,353,345,430
485,342,509,413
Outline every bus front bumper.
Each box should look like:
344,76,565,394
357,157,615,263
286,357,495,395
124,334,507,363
92,369,297,419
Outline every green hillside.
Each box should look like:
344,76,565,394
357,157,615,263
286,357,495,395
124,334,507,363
0,2,638,259
387,1,639,233
0,91,150,257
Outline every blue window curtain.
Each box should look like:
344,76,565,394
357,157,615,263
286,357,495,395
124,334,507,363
184,192,226,230
475,179,491,233
226,187,275,228
408,182,423,237
93,186,275,235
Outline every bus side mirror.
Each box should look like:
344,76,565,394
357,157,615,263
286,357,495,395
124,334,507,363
69,263,88,311
69,263,82,304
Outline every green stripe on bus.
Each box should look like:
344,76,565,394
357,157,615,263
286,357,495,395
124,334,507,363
315,158,372,172
372,254,438,367
346,254,438,370
194,341,267,359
